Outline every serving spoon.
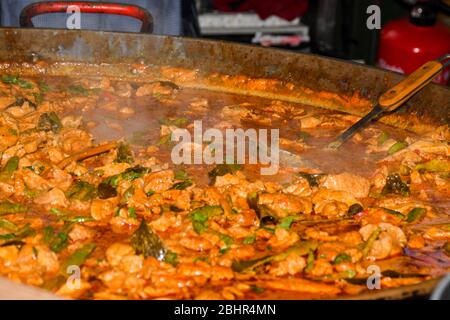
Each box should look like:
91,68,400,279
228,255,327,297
328,54,450,149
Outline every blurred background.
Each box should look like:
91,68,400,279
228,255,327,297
1,0,449,84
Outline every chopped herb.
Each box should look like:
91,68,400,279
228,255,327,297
208,164,241,184
128,207,137,219
333,253,352,265
44,223,73,253
131,220,166,260
278,216,296,229
120,186,135,206
170,180,193,190
115,142,134,164
189,205,224,234
0,201,28,215
388,141,408,155
164,250,178,266
250,285,265,294
0,223,35,243
157,134,172,146
1,75,33,89
406,207,426,223
98,166,150,199
377,132,390,146
382,207,406,219
243,235,256,245
159,117,189,128
0,156,19,181
0,219,18,232
38,80,50,93
38,112,62,133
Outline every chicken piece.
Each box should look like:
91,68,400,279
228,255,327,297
59,129,92,154
283,176,312,197
269,252,306,276
321,173,370,198
258,193,312,217
0,97,16,110
68,224,94,242
34,188,69,207
312,189,360,207
300,116,322,129
143,170,174,194
90,198,117,221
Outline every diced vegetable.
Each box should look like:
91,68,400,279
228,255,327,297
159,117,189,128
0,156,19,181
382,207,406,219
170,180,193,190
297,172,326,187
131,220,166,260
0,223,35,244
63,216,94,223
62,243,96,269
1,75,33,89
208,164,241,184
68,85,100,96
388,141,408,155
406,208,426,223
164,250,178,266
0,219,18,232
0,201,28,215
332,253,352,265
189,205,224,234
43,223,74,253
415,160,450,173
305,250,315,272
362,227,381,257
443,242,450,257
278,216,296,229
243,235,256,245
231,242,318,273
382,174,410,197
171,169,193,190
38,112,63,133
66,180,97,202
377,132,390,146
98,166,150,199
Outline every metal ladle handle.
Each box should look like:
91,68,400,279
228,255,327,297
379,54,449,112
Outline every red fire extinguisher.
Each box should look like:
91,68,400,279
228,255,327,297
378,1,450,85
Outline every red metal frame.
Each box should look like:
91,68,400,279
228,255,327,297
20,1,153,33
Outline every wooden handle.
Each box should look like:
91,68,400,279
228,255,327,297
379,60,443,111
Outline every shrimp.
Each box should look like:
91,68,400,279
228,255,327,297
359,223,406,260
